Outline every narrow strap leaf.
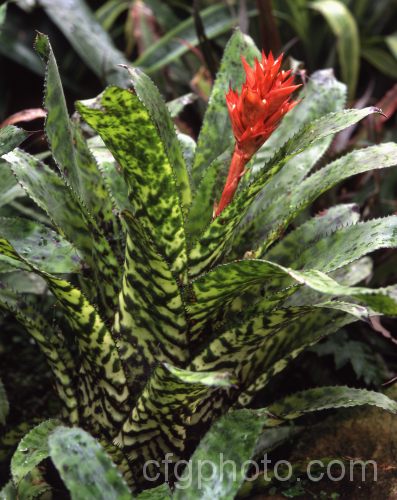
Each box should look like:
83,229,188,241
258,386,397,426
256,142,397,256
115,364,235,488
0,295,79,423
34,33,120,235
3,149,121,315
114,211,188,389
0,237,129,433
127,67,192,211
77,86,188,280
189,107,381,276
264,204,360,266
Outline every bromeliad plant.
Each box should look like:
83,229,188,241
2,29,397,497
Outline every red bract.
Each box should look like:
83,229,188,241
214,51,300,218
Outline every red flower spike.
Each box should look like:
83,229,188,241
214,52,301,218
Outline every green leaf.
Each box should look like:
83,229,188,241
290,216,397,273
114,211,188,387
137,483,172,499
127,67,192,211
3,149,120,314
0,236,129,432
255,142,397,256
260,386,397,425
34,33,121,239
361,46,397,80
0,3,7,27
77,86,188,279
0,125,28,156
11,419,60,484
135,4,257,74
115,363,234,485
189,107,381,277
167,93,197,118
17,467,52,500
0,294,79,421
190,29,260,190
48,426,132,500
39,0,130,86
0,379,9,426
237,306,357,406
310,0,360,99
0,217,81,273
173,410,263,499
264,204,360,267
0,482,16,500
0,160,25,209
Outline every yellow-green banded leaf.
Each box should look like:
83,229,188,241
48,426,132,500
77,87,188,279
0,379,9,426
256,142,397,256
310,0,360,99
0,295,79,422
114,212,188,387
39,0,130,87
264,204,360,267
189,107,381,277
174,409,263,500
34,33,120,236
189,258,397,337
0,237,129,432
127,67,191,211
0,217,81,273
258,386,397,426
237,305,359,406
11,419,60,484
116,363,233,486
190,30,260,190
0,125,28,156
3,149,120,315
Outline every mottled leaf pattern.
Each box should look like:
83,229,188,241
77,87,188,280
127,67,191,211
0,125,28,156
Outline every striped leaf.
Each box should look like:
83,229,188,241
190,29,260,190
114,211,188,388
0,237,129,433
188,107,381,277
115,363,236,488
3,150,120,315
127,67,191,211
0,294,79,423
77,86,188,281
